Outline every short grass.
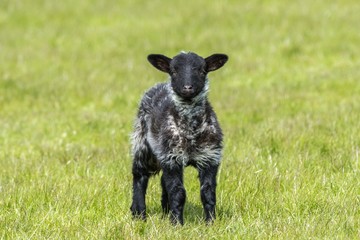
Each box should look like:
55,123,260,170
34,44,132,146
1,0,359,239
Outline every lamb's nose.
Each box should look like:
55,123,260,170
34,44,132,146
183,85,193,91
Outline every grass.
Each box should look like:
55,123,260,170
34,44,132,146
1,0,359,239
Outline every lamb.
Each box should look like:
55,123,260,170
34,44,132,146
130,51,228,225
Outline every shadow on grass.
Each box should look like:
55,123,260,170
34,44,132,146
105,203,235,238
146,201,234,224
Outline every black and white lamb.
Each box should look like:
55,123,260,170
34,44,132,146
130,52,228,225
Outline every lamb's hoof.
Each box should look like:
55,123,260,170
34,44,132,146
130,205,146,221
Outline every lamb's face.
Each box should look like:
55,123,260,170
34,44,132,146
169,53,207,100
147,52,228,101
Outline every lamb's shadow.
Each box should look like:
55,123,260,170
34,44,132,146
184,202,204,223
185,202,234,223
147,201,234,224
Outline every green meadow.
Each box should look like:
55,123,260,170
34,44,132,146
1,0,359,239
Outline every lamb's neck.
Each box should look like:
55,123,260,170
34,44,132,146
175,99,207,118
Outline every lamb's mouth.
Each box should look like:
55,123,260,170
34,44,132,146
178,90,199,100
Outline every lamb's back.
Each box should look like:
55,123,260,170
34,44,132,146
139,83,171,115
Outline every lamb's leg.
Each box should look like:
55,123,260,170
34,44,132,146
198,164,219,223
130,163,150,220
162,164,186,225
161,174,169,215
130,118,152,220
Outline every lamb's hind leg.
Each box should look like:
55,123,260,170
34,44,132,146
161,174,170,215
130,119,152,220
131,158,150,220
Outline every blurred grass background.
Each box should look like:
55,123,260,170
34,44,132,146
0,0,359,239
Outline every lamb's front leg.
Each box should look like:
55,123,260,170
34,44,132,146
161,163,186,225
198,164,219,223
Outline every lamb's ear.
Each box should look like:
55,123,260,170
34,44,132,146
205,54,228,72
147,54,172,73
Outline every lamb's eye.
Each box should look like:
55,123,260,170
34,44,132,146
170,69,177,76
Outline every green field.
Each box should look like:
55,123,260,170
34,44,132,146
1,0,359,239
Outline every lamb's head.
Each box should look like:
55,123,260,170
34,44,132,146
148,52,228,101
